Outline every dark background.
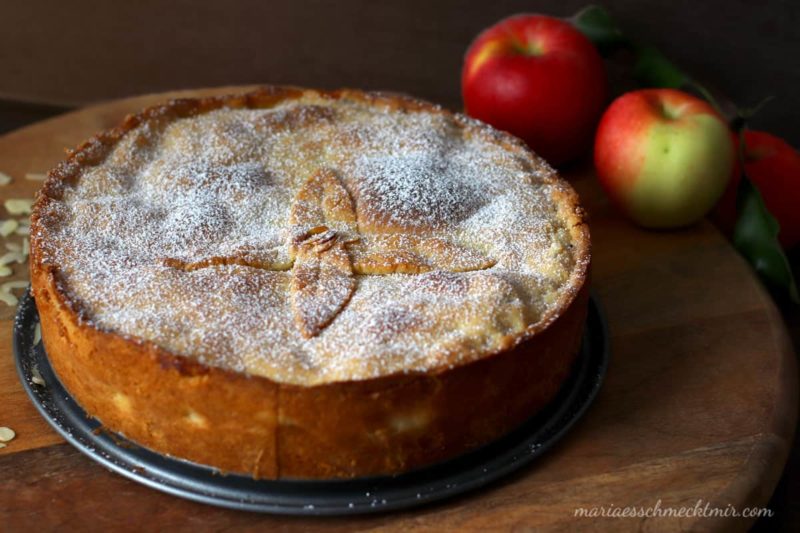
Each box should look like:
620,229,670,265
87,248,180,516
1,1,798,530
0,0,799,144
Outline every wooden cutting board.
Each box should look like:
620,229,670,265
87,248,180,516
0,87,796,532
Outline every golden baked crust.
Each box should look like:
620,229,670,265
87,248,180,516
30,87,590,478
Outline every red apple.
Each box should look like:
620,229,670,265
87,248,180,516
715,130,800,249
595,88,736,228
462,14,607,166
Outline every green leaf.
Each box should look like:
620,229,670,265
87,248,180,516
633,45,688,88
571,5,628,53
733,168,800,303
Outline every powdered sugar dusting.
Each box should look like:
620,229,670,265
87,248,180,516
35,93,585,385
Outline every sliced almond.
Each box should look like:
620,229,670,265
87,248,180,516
0,220,18,237
25,173,47,181
0,252,26,266
22,238,29,256
34,323,41,345
0,172,12,186
14,225,30,236
0,427,15,442
0,266,12,278
4,199,33,215
31,364,45,386
0,291,17,305
4,242,21,252
0,442,6,449
2,281,27,291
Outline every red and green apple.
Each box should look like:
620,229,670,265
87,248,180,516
595,88,736,228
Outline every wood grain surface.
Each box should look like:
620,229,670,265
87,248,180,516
0,88,796,532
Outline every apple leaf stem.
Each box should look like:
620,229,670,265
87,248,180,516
729,95,776,132
572,4,799,303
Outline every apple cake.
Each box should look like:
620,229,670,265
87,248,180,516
30,87,590,479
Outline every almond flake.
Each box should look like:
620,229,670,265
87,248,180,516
22,238,29,255
0,266,12,278
4,199,33,215
0,172,12,186
4,242,21,252
34,323,41,345
2,281,27,291
0,252,26,266
31,365,45,386
0,443,5,449
0,220,18,237
25,173,47,181
14,226,30,236
0,291,17,305
0,427,15,442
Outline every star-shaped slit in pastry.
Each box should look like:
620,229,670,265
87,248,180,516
163,168,496,337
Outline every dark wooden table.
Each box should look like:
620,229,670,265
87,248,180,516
0,92,797,532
